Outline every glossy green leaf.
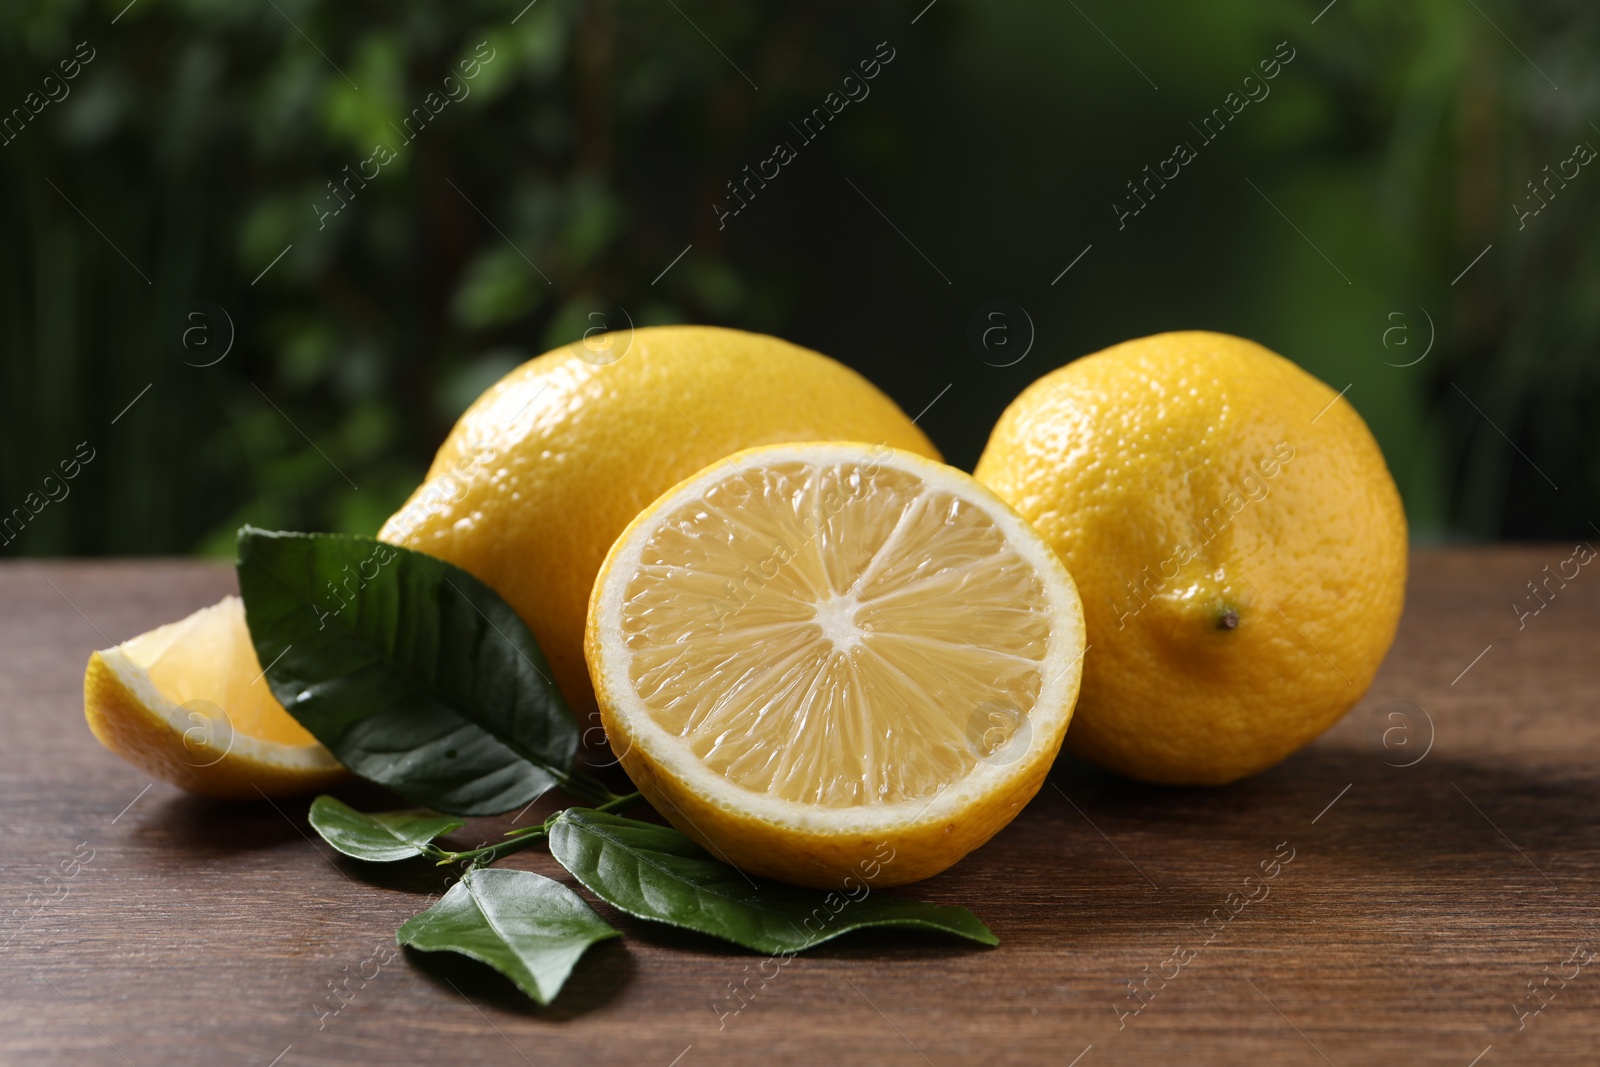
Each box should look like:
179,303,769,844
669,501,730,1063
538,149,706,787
547,810,998,953
307,795,462,862
236,528,579,816
396,868,619,1004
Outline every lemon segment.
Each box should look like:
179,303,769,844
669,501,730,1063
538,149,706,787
587,443,1085,887
85,596,347,799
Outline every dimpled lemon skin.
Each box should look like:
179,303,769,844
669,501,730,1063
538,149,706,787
974,331,1407,786
379,325,939,715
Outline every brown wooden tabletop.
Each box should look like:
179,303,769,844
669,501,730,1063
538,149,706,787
2,549,1597,1066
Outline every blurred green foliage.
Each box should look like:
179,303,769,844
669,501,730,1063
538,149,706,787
0,0,1596,556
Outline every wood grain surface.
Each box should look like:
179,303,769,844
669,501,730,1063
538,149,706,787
2,550,1597,1066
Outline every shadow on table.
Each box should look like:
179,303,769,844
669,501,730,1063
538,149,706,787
1015,745,1597,900
403,935,634,1020
146,792,312,855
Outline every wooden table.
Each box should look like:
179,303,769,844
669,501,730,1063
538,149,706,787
2,551,1597,1066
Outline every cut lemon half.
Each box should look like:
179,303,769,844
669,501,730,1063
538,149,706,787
85,596,347,799
586,443,1085,887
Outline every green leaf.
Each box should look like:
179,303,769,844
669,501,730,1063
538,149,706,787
236,528,579,816
547,810,998,953
307,795,462,862
396,868,619,1005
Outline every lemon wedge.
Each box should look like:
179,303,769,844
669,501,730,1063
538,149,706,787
84,596,347,798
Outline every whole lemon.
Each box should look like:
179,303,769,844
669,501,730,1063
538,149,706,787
974,331,1406,785
380,325,939,715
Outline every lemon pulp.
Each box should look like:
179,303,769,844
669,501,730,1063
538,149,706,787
123,598,318,746
621,459,1054,807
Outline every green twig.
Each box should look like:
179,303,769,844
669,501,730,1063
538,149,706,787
554,766,624,805
427,791,642,867
429,830,547,867
580,790,642,817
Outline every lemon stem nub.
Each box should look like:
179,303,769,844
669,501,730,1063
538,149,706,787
1217,608,1240,631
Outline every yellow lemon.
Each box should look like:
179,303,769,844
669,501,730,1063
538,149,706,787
974,331,1406,785
379,326,939,717
586,443,1086,887
84,596,347,798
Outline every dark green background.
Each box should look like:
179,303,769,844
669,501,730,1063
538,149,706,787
2,0,1595,557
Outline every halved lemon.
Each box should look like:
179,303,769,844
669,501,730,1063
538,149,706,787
586,443,1086,887
84,596,347,799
